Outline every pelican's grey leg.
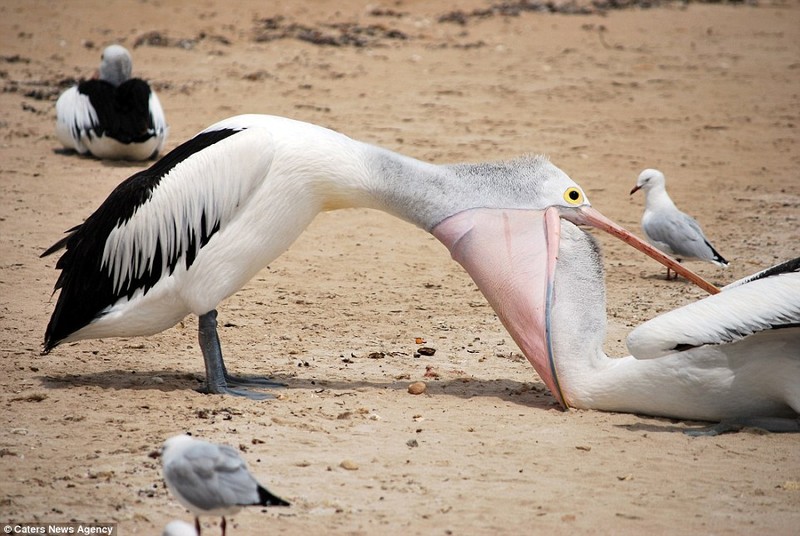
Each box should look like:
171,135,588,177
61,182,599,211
197,309,279,399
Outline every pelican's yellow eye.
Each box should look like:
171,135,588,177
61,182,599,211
564,187,584,205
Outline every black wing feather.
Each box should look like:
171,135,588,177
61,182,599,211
78,78,157,144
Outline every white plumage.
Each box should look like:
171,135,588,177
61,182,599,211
627,265,800,359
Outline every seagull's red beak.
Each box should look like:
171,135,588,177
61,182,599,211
629,185,642,195
432,205,719,409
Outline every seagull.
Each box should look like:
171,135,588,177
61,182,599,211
161,434,289,536
163,520,199,536
40,114,718,400
488,206,798,433
630,169,728,279
55,44,168,160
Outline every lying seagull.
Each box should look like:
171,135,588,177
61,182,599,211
55,44,168,160
473,207,797,433
630,168,728,279
41,114,717,399
162,434,289,536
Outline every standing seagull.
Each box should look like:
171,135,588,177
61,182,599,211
630,169,728,279
162,434,289,536
479,206,798,432
55,44,168,160
41,114,717,400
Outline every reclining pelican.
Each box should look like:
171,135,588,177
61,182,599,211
42,114,716,400
442,206,798,433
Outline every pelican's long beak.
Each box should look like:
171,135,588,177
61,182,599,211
431,206,720,409
559,205,720,295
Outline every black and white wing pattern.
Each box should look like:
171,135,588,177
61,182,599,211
42,125,272,350
627,257,800,359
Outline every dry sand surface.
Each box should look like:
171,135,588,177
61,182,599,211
1,0,799,534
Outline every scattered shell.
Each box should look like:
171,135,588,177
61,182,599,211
417,346,436,356
575,445,592,452
340,459,359,470
408,381,427,395
406,439,419,448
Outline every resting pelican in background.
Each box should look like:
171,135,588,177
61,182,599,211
56,44,168,160
41,114,716,399
461,206,797,433
630,169,728,279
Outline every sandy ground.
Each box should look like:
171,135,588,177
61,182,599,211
1,0,799,534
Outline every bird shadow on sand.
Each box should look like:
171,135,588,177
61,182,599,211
38,371,711,434
614,419,704,435
638,271,728,289
37,369,559,410
52,147,156,169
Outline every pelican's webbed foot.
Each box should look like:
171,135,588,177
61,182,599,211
223,372,286,389
685,417,800,437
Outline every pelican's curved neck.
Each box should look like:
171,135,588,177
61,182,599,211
207,116,581,233
357,146,462,231
356,146,566,232
548,224,611,407
548,225,692,416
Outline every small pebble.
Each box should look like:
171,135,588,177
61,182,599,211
340,460,359,471
408,381,427,395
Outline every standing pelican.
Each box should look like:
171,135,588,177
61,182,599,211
56,44,168,160
162,434,289,535
41,114,717,399
466,206,798,432
630,169,728,279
